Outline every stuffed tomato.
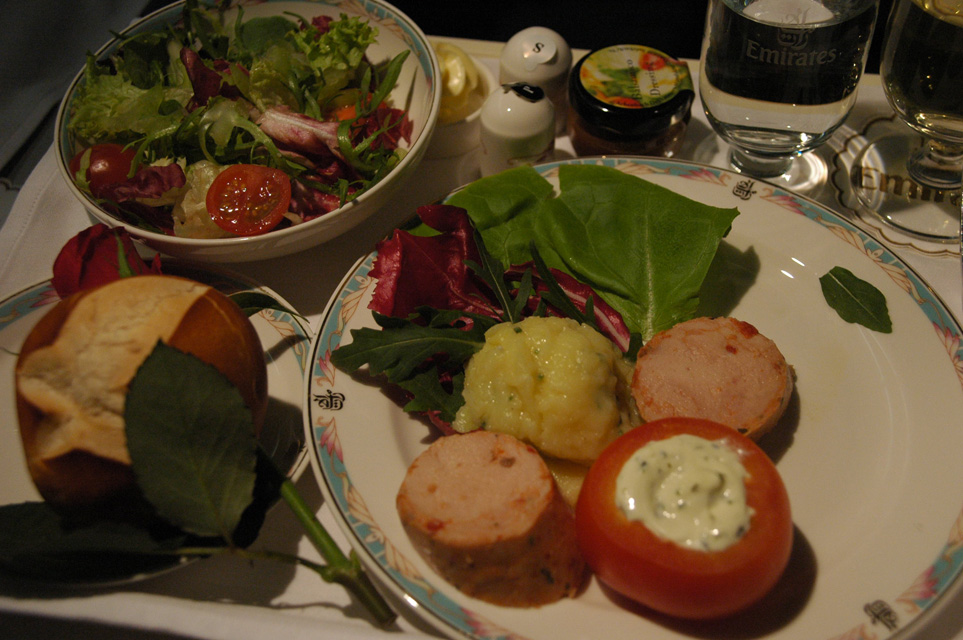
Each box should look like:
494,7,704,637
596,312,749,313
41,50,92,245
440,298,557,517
575,416,793,619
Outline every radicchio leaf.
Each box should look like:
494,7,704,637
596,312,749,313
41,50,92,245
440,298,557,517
181,47,245,110
504,263,634,353
102,162,186,202
257,106,344,160
370,204,501,319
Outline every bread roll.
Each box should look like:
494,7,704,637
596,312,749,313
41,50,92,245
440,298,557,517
15,275,267,511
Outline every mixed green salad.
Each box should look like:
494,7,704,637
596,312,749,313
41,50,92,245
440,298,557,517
331,163,893,431
332,164,741,426
66,0,413,238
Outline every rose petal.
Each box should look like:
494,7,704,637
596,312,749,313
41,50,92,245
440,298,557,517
51,224,162,298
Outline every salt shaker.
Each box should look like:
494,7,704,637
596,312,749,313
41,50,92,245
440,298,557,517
499,27,572,135
479,83,555,177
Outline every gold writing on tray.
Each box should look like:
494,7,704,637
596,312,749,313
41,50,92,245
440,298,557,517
313,390,346,411
852,166,961,206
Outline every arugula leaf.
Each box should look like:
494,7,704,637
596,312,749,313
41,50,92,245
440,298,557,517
332,308,499,423
511,267,536,322
528,242,596,329
819,266,892,333
448,165,739,340
397,369,467,422
333,308,497,380
465,229,526,323
336,50,410,172
125,342,257,540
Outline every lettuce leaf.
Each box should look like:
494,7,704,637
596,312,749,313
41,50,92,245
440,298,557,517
242,44,305,112
289,14,378,107
70,59,189,144
447,165,739,340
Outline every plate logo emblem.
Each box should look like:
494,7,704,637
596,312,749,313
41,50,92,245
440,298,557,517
733,178,757,200
864,599,899,631
313,389,346,411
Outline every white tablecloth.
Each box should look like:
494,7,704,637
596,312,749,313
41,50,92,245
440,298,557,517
1,39,961,640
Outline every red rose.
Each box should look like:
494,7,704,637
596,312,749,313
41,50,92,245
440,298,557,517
51,224,162,298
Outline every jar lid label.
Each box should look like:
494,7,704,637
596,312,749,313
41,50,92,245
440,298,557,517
579,45,693,109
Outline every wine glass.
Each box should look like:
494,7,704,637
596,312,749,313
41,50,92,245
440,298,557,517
851,0,963,242
699,0,878,191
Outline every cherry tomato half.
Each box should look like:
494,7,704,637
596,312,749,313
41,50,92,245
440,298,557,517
68,143,136,198
205,164,292,236
575,417,793,619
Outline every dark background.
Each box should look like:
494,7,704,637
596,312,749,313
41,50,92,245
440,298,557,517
385,0,893,74
1,0,894,190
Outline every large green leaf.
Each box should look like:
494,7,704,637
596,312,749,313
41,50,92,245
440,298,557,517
448,164,739,341
447,165,556,268
125,342,257,539
542,165,739,339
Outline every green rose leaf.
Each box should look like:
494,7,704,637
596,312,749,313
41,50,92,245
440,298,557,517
229,291,298,318
0,502,190,582
819,266,893,334
125,341,257,540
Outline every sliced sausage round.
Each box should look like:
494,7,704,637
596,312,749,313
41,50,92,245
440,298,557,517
631,317,793,440
396,430,587,607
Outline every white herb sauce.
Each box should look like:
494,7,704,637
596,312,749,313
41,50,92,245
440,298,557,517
615,434,753,551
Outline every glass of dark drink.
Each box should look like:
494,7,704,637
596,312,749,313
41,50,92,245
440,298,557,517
851,0,963,242
699,0,878,191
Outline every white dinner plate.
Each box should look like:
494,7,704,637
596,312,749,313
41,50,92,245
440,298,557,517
0,260,312,582
304,157,963,640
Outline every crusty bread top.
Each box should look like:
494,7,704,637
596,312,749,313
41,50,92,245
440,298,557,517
16,276,212,465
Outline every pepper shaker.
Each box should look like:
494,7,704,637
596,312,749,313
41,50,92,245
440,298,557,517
499,27,572,135
479,83,555,177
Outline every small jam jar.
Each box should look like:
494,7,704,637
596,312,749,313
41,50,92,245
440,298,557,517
568,44,694,157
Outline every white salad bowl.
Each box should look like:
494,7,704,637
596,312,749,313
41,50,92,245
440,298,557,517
55,0,441,263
